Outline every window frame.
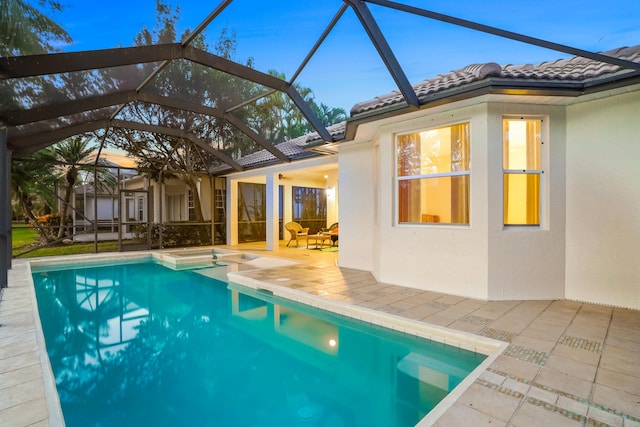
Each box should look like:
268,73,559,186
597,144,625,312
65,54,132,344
502,115,546,227
394,121,471,226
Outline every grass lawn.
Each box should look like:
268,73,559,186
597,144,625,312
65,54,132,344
12,224,119,258
16,241,120,258
11,223,39,249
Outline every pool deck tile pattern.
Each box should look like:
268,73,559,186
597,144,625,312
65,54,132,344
1,244,639,427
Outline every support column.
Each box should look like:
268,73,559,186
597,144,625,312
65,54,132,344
0,128,11,288
228,179,238,245
265,173,279,251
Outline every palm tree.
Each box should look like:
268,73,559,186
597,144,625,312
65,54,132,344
11,151,58,239
49,136,115,239
312,103,347,127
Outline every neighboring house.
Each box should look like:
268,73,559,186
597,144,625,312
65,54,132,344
69,159,137,237
121,175,210,223
224,45,640,310
73,182,118,233
120,173,227,243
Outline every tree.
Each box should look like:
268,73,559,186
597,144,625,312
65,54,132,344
247,73,347,143
48,136,116,239
245,70,314,143
107,1,261,223
3,0,78,240
11,151,58,227
107,1,347,224
0,0,72,56
312,102,347,128
1,1,73,113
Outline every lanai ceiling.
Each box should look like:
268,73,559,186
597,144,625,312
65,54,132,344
1,0,639,175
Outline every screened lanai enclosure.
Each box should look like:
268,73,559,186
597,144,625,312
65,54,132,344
3,0,640,288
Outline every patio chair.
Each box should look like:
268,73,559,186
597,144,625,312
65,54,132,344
322,222,339,246
285,222,309,247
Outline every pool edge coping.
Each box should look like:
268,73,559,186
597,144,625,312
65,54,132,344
26,261,66,427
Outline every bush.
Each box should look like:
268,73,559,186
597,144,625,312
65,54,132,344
33,213,64,240
133,223,212,248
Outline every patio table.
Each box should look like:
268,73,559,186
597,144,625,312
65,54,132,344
306,233,333,249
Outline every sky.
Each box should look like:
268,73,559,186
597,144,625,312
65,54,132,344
47,0,640,113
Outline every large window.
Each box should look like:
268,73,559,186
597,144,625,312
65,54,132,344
292,186,327,234
503,118,543,225
238,182,266,242
396,122,470,225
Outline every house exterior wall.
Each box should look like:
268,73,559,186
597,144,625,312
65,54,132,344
75,195,118,221
486,103,566,301
94,197,118,221
565,87,640,309
339,101,568,301
340,104,490,299
338,141,376,272
325,170,339,227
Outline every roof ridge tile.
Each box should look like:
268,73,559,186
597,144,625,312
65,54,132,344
460,62,503,79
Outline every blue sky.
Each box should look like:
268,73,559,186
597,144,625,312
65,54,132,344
50,0,640,112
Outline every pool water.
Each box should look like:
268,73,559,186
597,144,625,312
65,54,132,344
32,261,486,427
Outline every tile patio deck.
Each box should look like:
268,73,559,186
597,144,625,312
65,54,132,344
1,244,639,426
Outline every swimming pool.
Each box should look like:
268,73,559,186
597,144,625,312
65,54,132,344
31,257,491,427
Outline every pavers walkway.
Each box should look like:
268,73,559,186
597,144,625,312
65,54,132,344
1,245,639,426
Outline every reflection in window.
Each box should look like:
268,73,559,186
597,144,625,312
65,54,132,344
503,118,542,225
396,123,470,224
292,186,327,233
238,182,266,242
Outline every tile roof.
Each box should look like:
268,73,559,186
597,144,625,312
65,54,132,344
210,121,346,173
237,121,345,166
351,45,640,116
218,45,640,173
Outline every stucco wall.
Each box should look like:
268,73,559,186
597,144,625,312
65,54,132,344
486,103,566,301
565,88,640,309
339,100,571,301
339,104,491,299
338,142,375,272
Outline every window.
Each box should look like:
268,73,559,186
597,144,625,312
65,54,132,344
293,186,327,233
238,182,266,242
187,190,196,221
168,194,185,221
503,118,543,225
137,196,144,221
396,122,470,224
